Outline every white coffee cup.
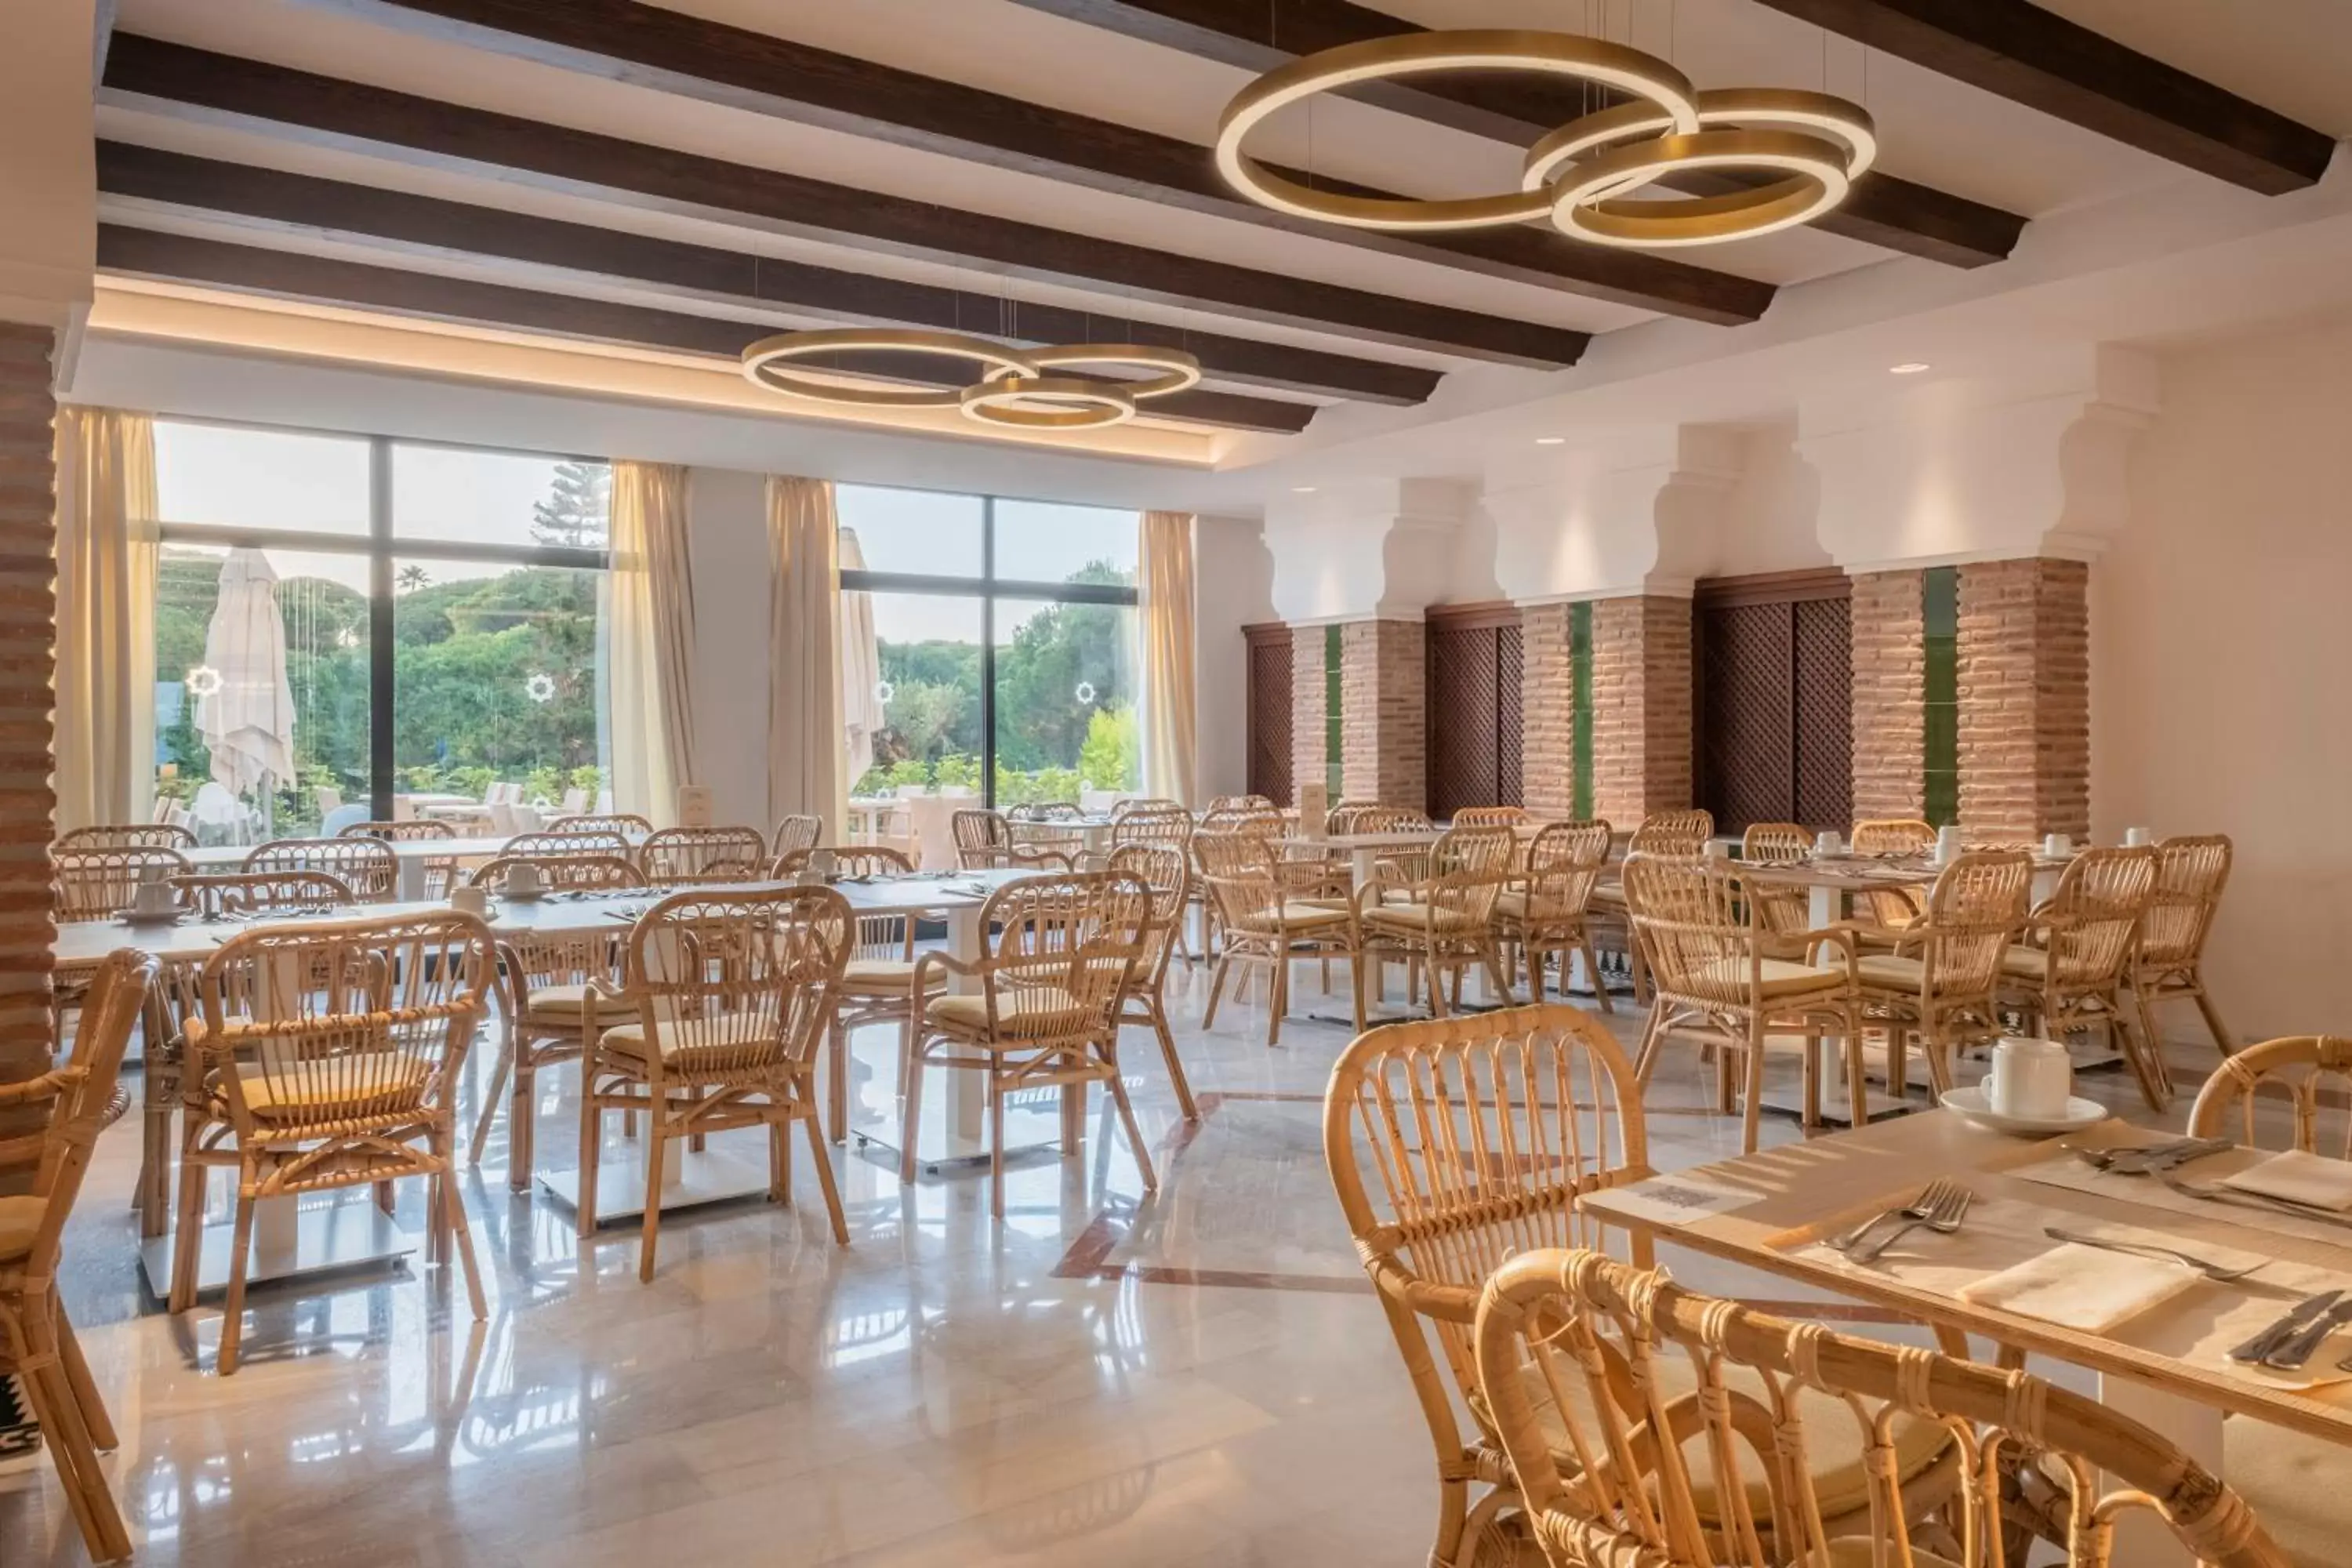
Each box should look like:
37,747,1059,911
1813,830,1843,859
1987,1037,2072,1121
2124,826,2152,848
1934,825,1963,866
506,862,543,898
808,848,838,882
449,885,490,917
2042,833,2071,860
1704,839,1730,861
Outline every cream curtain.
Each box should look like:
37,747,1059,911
55,408,159,833
1138,510,1197,806
607,461,696,827
766,475,844,840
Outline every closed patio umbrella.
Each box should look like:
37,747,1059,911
194,547,296,804
839,526,886,789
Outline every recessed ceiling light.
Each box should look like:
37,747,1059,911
1535,436,1566,445
1889,361,1931,375
1291,485,1318,493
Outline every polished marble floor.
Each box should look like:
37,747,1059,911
1,960,2220,1566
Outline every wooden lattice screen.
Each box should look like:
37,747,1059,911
1693,571,1853,833
1425,604,1523,820
1243,622,1292,804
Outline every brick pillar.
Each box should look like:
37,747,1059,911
1519,602,1577,820
1341,619,1425,806
0,325,59,1110
1849,568,1926,820
1287,626,1326,809
1591,595,1690,825
1958,557,2089,841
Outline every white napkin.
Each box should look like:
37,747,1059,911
2223,1151,2352,1211
1955,1243,2202,1332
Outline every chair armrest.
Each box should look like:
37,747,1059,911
1787,923,1860,978
0,1066,78,1109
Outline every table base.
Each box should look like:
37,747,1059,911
538,1141,775,1227
138,1200,417,1301
848,1096,1066,1171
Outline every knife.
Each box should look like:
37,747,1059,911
2230,1289,2342,1364
2263,1297,2352,1370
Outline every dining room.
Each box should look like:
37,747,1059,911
6,1,2352,1564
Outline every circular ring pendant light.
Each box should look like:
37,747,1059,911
960,376,1139,430
742,332,1197,434
1023,344,1203,398
741,329,1038,407
1548,129,1855,249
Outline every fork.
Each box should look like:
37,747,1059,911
2042,1226,2265,1282
1828,1178,1958,1254
1850,1182,1973,1264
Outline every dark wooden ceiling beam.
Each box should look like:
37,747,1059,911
1749,0,2334,194
102,36,1595,367
93,224,1317,434
1000,0,2027,268
96,141,1438,405
319,0,1774,322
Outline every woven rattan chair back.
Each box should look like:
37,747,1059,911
548,812,652,837
1740,822,1813,864
1522,821,1613,924
2140,833,2232,969
1621,853,1750,1006
642,826,769,885
1007,801,1085,823
952,808,1013,868
172,869,352,920
12,949,151,1284
1918,850,2034,996
771,813,823,857
971,872,1149,1044
832,846,915,879
2037,845,2158,991
1422,824,1517,927
1198,807,1283,837
505,829,633,862
57,822,195,851
1476,1248,2290,1568
2190,1035,2352,1157
1324,1004,1650,1568
1109,843,1188,988
245,837,397,901
1853,818,1937,855
54,845,191,922
341,819,459,896
469,853,644,893
1205,793,1272,812
1112,797,1181,818
1737,823,1816,934
1629,809,1714,858
195,910,495,1139
622,885,851,1078
1334,804,1433,834
1110,806,1192,849
1454,805,1532,829
1192,829,1283,932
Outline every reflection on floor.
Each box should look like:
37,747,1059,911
1,960,2223,1566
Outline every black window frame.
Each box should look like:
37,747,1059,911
838,485,1141,809
151,416,612,822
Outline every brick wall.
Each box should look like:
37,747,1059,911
1591,595,1691,825
0,325,58,1105
1288,628,1325,810
1340,619,1425,806
1958,557,2090,840
1519,601,1576,819
1849,568,1926,820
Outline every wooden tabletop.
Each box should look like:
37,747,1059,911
1581,1112,2352,1447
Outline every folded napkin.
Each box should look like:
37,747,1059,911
1955,1243,2201,1332
2223,1151,2352,1211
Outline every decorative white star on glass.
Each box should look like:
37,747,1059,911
1074,681,1097,705
525,673,557,703
875,681,895,705
185,665,223,699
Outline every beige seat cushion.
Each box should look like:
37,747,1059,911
0,1194,42,1260
220,1056,430,1121
927,987,1088,1036
1824,1543,1958,1568
1495,890,1528,921
839,957,945,994
2002,945,2050,981
1687,957,1849,1000
1857,953,1928,992
1508,1357,1953,1527
2224,1412,2342,1568
1363,901,1489,937
600,1013,779,1064
520,982,634,1026
1231,902,1354,934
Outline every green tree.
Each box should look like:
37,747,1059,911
396,564,430,593
530,460,612,548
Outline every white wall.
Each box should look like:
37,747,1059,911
683,466,773,829
2094,310,2352,1041
1193,513,1274,801
1708,424,1831,579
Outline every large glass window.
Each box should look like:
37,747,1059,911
151,421,610,840
840,485,1140,806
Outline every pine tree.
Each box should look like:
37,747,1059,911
530,461,612,548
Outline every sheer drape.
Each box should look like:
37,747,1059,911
1139,510,1197,806
607,460,695,827
766,476,844,840
55,408,158,833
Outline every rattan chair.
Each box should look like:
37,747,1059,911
0,950,152,1563
505,829,633,862
171,869,352,919
1109,805,1192,848
1204,793,1272,812
1453,805,1532,829
1112,797,1182,818
245,836,398,901
54,844,191,922
903,872,1153,1218
1856,849,2033,1099
1624,853,1864,1148
1497,821,1613,1011
1629,808,1714,858
579,886,854,1276
1353,824,1517,1020
57,822,195,851
1108,841,1198,1121
1196,829,1363,1044
771,813,823,858
341,818,460,898
464,855,648,1182
951,808,1076,873
173,911,495,1372
640,825,769,885
1325,1004,1663,1568
1853,818,1940,935
1475,1247,2283,1568
1740,822,1817,935
821,846,934,1142
548,812,652,837
1330,803,1433,834
1999,844,2164,1109
2129,833,2234,1063
1007,801,1085,823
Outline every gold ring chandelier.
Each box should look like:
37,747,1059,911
1213,31,1875,249
740,331,1200,430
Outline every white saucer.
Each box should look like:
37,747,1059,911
1939,1086,2109,1137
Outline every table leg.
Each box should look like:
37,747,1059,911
946,907,986,1152
1352,846,1379,890
139,979,173,1238
2098,1376,2219,1567
397,854,428,902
